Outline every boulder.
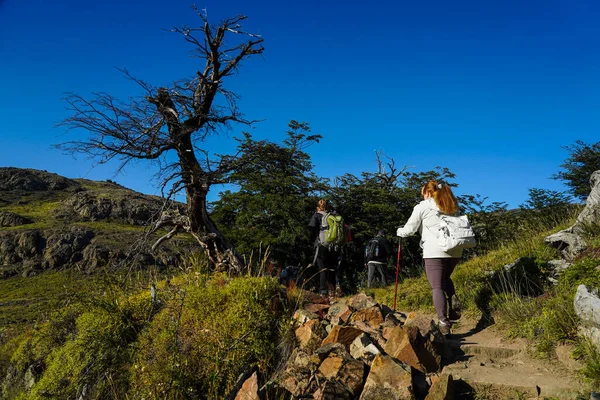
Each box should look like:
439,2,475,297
60,191,162,225
544,230,587,261
289,348,313,370
350,306,384,330
545,170,600,260
574,285,600,326
82,244,111,270
327,301,353,325
574,284,600,350
277,349,315,397
348,293,377,311
322,326,364,349
404,314,435,336
384,325,441,373
382,311,406,328
313,380,353,400
425,374,454,400
0,211,31,227
350,333,381,363
316,352,365,395
293,309,319,325
304,303,330,314
318,355,344,379
359,354,413,400
313,343,349,363
278,369,312,397
234,371,259,400
0,231,45,265
405,317,452,361
17,231,44,258
44,228,94,269
295,319,326,351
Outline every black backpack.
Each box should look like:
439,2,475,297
364,238,380,262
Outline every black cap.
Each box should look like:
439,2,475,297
377,229,386,236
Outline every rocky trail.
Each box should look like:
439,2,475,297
235,292,588,400
444,316,583,399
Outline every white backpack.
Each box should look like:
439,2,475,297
435,213,477,252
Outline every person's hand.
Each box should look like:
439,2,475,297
396,226,404,237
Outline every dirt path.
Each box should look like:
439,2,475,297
442,315,584,399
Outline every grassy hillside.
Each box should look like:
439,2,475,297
1,169,599,398
1,213,599,398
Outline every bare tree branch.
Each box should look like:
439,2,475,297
56,11,264,273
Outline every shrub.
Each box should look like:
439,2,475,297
574,339,600,391
8,292,152,399
559,256,600,291
129,275,284,399
496,253,600,358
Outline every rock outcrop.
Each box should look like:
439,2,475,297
0,168,79,192
0,168,194,277
545,170,600,260
251,292,452,399
0,211,31,227
574,284,600,350
58,191,162,225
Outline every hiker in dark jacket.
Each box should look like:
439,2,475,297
365,229,393,288
308,199,340,298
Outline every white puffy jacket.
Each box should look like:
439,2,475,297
396,198,462,259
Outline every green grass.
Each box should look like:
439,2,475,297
0,199,62,222
0,271,100,326
0,221,54,231
72,221,148,232
1,267,286,400
574,339,600,391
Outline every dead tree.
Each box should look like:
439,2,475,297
56,8,264,273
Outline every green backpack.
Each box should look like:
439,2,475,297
319,212,348,247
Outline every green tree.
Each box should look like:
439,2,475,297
459,194,514,254
553,140,600,200
330,154,459,279
520,188,572,210
519,188,575,230
211,121,327,266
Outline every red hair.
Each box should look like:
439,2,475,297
422,180,458,215
316,199,328,212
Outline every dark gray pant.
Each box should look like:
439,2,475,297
315,245,339,295
367,261,386,287
424,258,459,325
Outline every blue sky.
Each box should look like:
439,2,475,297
1,0,599,208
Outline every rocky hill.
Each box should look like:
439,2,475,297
0,167,195,278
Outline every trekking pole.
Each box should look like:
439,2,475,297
393,238,402,310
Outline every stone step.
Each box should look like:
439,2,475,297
441,317,584,399
449,343,521,360
443,355,583,399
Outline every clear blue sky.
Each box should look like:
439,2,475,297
1,0,599,208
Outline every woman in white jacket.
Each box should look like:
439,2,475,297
396,180,462,336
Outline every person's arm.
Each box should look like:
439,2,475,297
308,212,321,243
396,204,423,237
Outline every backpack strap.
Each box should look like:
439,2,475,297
318,211,329,231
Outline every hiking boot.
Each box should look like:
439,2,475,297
438,321,451,337
335,285,343,298
448,294,462,321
